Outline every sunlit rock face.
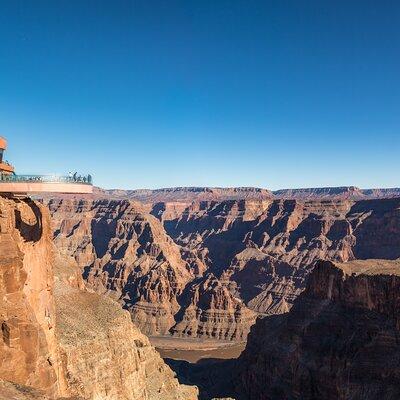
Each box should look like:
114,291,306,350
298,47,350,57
55,255,198,400
0,197,59,396
48,197,400,340
235,259,400,400
0,197,198,400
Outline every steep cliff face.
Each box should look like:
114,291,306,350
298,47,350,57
0,380,53,400
48,199,204,336
48,197,400,340
96,187,273,202
171,273,257,340
1,197,198,400
0,197,59,396
273,186,364,199
55,256,198,400
236,259,400,400
161,198,400,316
42,185,400,203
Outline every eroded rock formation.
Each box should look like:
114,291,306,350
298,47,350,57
0,197,198,400
39,185,400,205
0,197,59,396
47,197,400,341
0,380,52,400
55,255,197,400
235,259,400,400
48,199,204,336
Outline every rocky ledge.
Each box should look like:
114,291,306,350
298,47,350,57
48,197,400,342
235,259,400,400
0,197,198,400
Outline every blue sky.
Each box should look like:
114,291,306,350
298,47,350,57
0,0,399,190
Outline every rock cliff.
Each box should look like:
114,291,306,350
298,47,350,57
48,199,203,336
42,186,400,203
55,255,198,400
0,197,198,400
48,197,400,340
0,197,59,396
95,187,273,202
235,259,400,400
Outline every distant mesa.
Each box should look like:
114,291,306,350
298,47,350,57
0,136,93,196
86,185,400,203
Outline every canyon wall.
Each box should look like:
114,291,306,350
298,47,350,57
48,197,400,340
41,186,400,203
0,197,198,400
235,259,400,400
55,255,197,400
0,197,59,396
95,186,400,202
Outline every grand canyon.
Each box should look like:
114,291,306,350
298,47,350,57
47,187,400,341
1,185,400,399
3,0,400,397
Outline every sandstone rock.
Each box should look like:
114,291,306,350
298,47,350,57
0,197,58,396
95,187,273,203
39,185,400,203
161,198,400,321
171,273,256,340
0,380,52,400
47,198,400,341
55,257,198,400
236,259,400,400
48,199,202,336
0,379,83,400
1,197,198,400
274,186,400,200
273,186,365,199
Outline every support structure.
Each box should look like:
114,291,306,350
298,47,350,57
0,136,93,196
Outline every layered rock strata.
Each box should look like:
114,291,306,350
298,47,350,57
40,186,400,203
48,198,400,340
236,259,400,400
55,256,198,400
0,197,198,400
48,199,204,336
0,197,59,396
0,380,52,400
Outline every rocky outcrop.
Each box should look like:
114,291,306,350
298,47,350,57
171,273,257,340
55,256,198,400
274,186,400,200
48,197,400,341
1,197,198,400
236,259,400,400
48,199,203,336
273,186,365,199
0,197,59,396
0,380,53,400
161,198,400,318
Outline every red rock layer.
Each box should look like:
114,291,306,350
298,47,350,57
1,197,198,400
236,259,400,400
48,198,400,340
0,197,59,396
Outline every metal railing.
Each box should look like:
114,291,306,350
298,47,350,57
0,174,93,185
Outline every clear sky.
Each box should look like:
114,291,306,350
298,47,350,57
0,0,399,190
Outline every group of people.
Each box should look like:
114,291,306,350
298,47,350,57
68,171,92,183
0,172,92,183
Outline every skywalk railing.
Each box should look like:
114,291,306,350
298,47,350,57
0,174,93,185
